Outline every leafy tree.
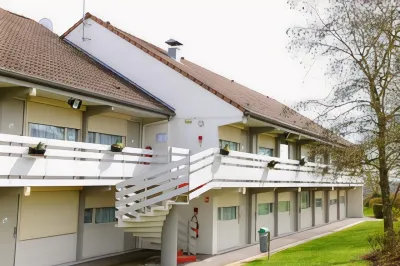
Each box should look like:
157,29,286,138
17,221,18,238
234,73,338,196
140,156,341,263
287,0,400,236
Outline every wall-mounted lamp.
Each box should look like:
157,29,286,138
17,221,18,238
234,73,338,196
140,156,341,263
67,98,82,109
29,88,36,97
298,187,302,192
24,186,31,196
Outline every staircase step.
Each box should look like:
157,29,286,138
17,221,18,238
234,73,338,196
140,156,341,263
125,215,167,222
132,232,162,238
124,226,163,233
118,221,164,228
142,210,169,216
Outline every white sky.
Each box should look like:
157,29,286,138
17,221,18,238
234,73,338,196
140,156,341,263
0,0,330,109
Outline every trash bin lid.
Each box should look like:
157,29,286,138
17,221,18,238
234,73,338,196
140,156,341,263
258,227,269,234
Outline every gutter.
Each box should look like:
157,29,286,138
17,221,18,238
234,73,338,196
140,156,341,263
0,67,175,117
245,111,346,147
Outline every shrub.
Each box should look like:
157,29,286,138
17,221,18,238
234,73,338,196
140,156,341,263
369,197,383,207
364,197,371,207
373,204,384,219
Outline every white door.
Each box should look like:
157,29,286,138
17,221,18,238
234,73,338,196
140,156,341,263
0,194,19,266
217,206,240,252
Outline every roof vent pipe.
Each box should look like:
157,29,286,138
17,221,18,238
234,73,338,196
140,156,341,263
165,39,183,61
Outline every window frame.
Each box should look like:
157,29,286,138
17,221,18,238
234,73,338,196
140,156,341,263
315,198,323,208
339,196,345,204
217,206,238,221
29,122,79,141
84,207,116,224
301,191,311,209
87,132,125,145
258,202,274,215
258,147,274,156
219,140,240,152
278,201,290,213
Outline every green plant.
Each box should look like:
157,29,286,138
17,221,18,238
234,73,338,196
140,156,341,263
364,197,371,207
112,141,124,149
35,141,45,150
369,197,383,208
373,204,384,219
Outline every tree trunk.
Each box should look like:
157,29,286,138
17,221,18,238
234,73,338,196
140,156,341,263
379,170,394,234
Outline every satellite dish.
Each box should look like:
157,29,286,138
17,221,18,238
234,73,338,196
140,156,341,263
39,18,53,32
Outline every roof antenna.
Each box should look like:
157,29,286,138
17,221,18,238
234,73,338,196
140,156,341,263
82,0,91,41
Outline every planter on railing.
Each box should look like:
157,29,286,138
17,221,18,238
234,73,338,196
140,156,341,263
111,142,124,152
28,142,46,156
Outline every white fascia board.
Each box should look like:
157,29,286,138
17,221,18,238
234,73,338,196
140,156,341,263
0,179,120,187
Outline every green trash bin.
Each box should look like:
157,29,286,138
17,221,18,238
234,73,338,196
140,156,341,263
258,227,271,259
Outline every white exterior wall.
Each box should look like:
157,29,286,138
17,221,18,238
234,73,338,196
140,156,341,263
301,207,312,229
82,223,125,259
278,192,294,235
214,189,247,253
339,190,346,219
15,234,77,266
65,22,243,154
256,192,274,241
314,191,325,225
329,190,338,222
347,187,363,218
177,194,215,255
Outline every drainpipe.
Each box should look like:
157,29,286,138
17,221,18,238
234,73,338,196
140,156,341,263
141,120,168,148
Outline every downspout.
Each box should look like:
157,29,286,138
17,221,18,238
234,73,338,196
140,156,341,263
141,120,169,148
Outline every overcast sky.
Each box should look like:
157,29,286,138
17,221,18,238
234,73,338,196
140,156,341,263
0,0,329,109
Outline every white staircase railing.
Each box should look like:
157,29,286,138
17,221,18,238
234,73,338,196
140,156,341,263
115,148,190,219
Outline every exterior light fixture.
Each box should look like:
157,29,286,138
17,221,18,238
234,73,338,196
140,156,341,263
67,98,82,109
24,186,31,196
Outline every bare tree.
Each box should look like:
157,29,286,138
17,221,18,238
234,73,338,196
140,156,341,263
287,0,400,235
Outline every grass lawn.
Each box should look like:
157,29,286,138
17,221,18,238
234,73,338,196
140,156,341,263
364,207,374,217
246,221,384,266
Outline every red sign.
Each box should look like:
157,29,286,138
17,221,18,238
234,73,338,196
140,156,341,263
204,196,209,203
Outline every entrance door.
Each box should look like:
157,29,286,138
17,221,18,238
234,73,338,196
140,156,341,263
217,206,240,252
0,194,19,266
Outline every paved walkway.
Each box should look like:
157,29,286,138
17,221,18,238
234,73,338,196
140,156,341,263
186,218,376,266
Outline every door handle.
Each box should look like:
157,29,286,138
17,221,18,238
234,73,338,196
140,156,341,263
13,226,17,238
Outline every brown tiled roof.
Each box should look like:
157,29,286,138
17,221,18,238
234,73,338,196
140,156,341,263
63,13,346,144
0,8,173,115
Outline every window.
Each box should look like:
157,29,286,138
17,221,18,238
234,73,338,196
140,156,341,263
258,147,274,156
218,206,237,220
95,207,116,223
339,196,345,204
84,208,93,223
156,133,168,143
87,132,124,145
29,123,79,141
278,201,290,212
301,191,311,209
219,140,240,151
315,198,323,208
330,199,337,205
84,207,116,224
258,203,274,215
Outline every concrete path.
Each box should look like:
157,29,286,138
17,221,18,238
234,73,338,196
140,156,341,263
186,218,376,266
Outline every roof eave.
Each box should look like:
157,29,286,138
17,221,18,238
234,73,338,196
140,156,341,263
0,68,175,117
245,110,347,147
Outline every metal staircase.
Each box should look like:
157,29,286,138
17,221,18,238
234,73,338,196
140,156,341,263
115,148,193,248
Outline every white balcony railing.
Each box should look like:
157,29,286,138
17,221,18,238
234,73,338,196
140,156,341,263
0,133,165,184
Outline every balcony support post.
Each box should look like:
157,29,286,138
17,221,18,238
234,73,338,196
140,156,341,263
325,191,330,223
311,190,316,227
161,205,178,266
274,189,278,237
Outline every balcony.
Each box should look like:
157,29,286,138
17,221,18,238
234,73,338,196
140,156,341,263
0,133,164,186
0,133,363,192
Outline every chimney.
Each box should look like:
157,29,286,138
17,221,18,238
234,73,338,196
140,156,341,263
165,39,183,61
